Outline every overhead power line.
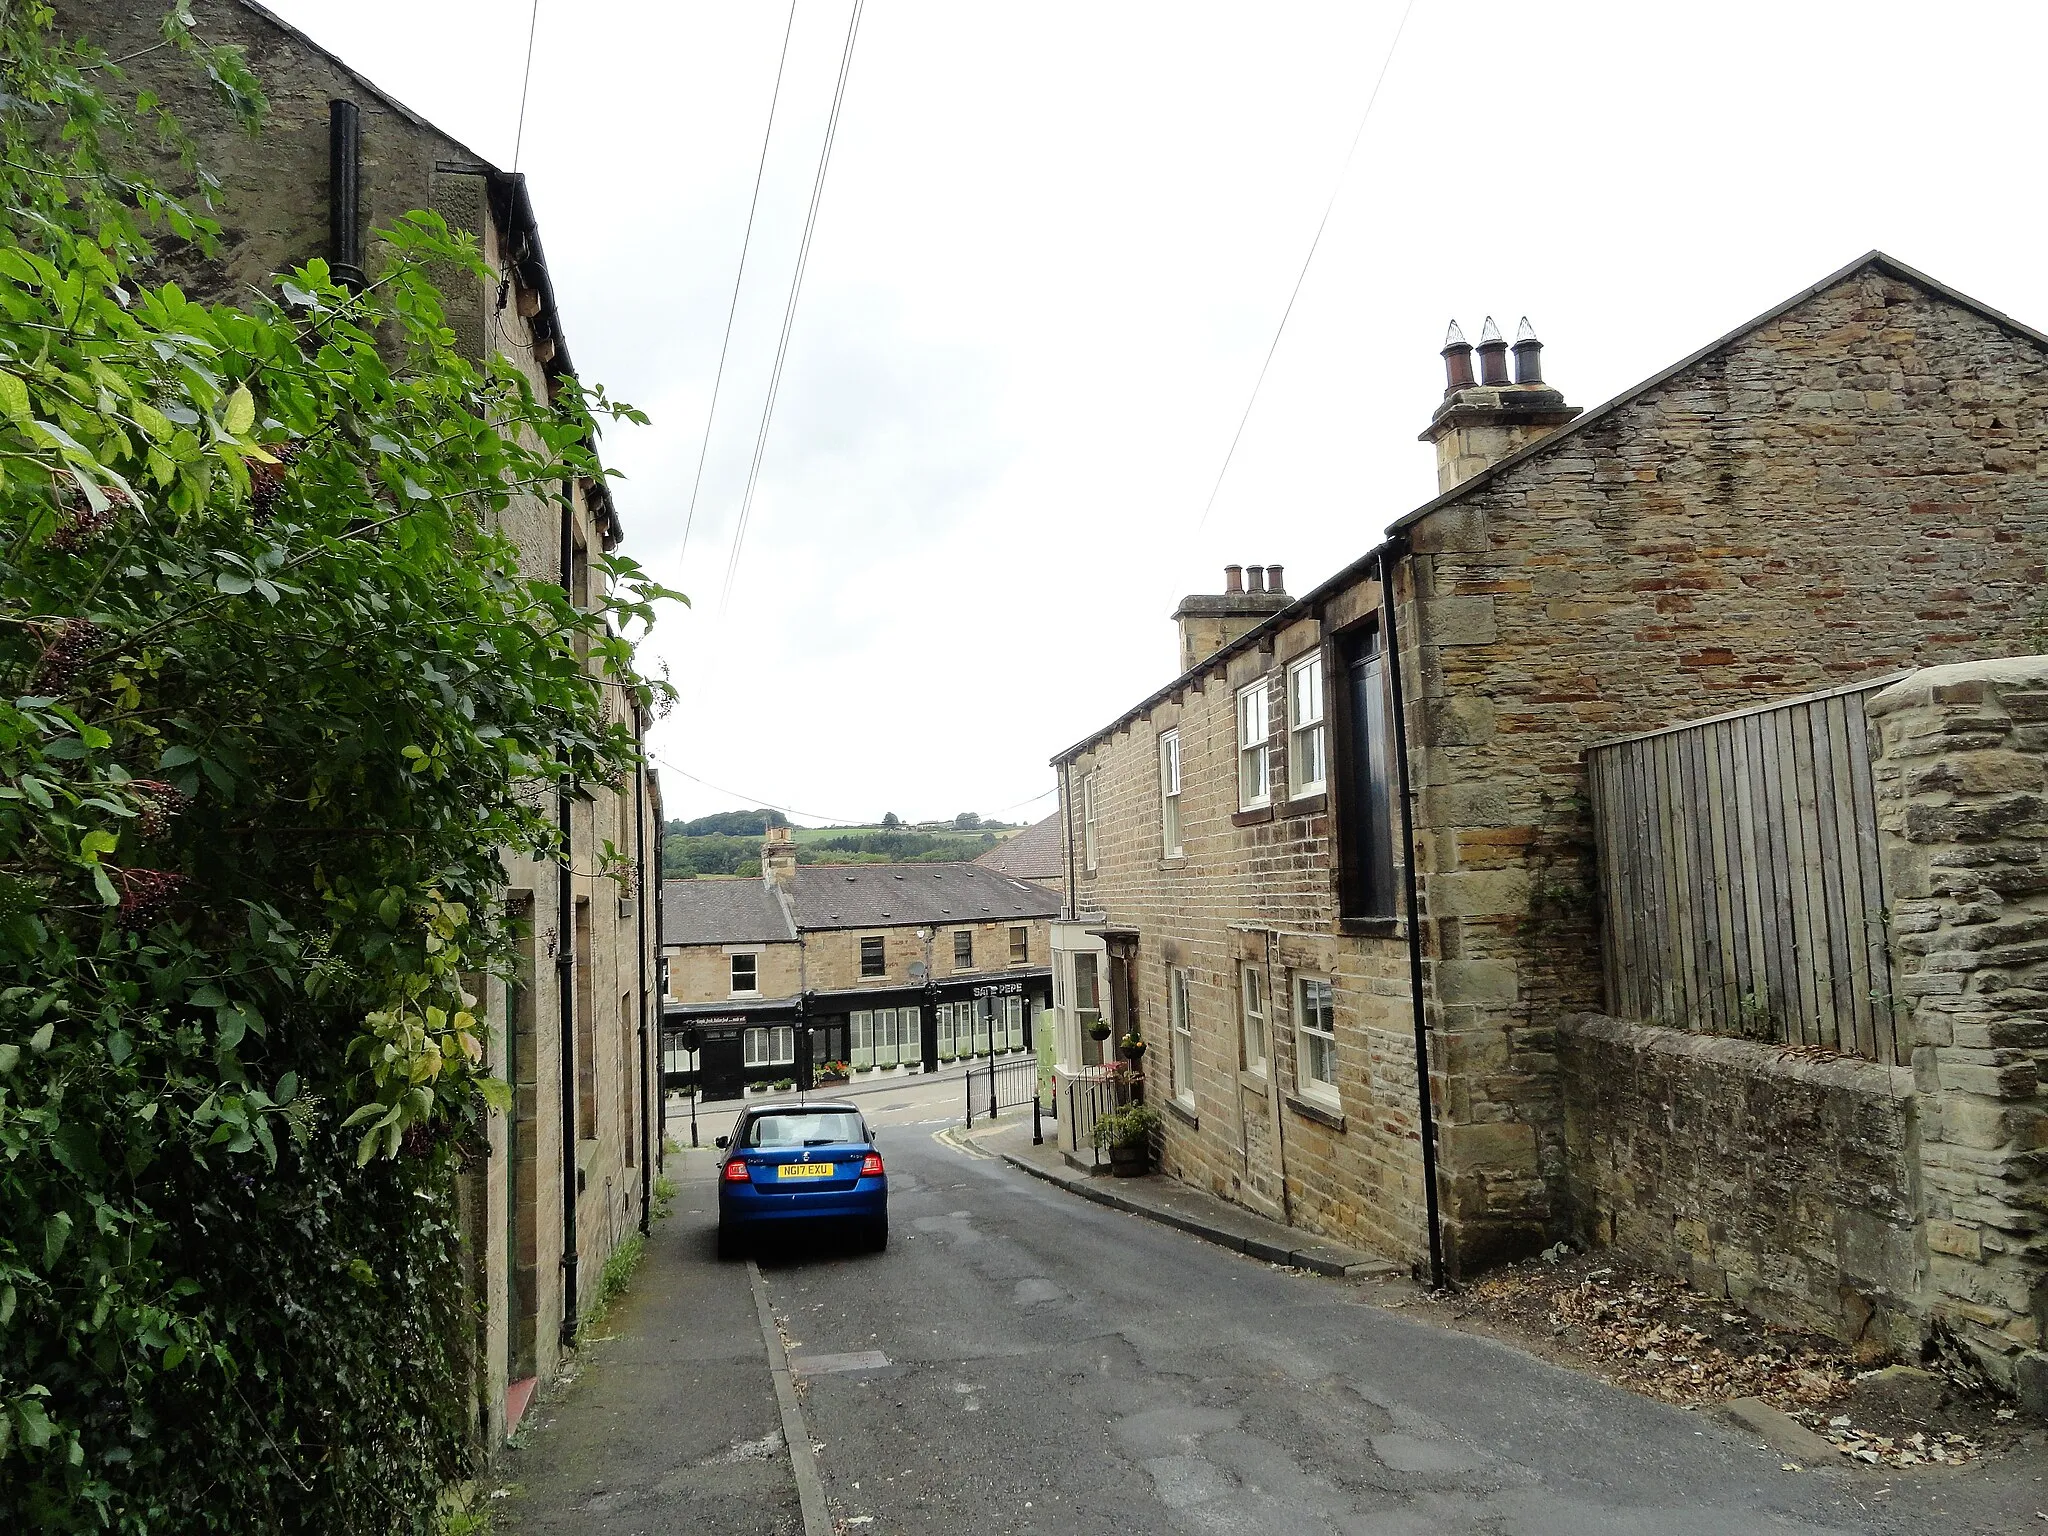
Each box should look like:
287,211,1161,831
678,3,799,568
511,0,541,172
718,0,865,616
1194,0,1420,532
648,752,868,828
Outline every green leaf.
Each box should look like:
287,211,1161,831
0,1045,18,1073
214,572,253,595
189,983,227,1008
132,400,173,440
108,1030,132,1064
0,1285,14,1326
0,370,28,422
16,1398,54,1450
159,744,198,769
222,382,255,435
277,1071,298,1101
163,1342,187,1370
43,1211,73,1270
80,828,118,860
477,1076,512,1114
29,1024,54,1054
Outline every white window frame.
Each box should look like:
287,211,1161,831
1294,975,1339,1107
729,952,759,996
1169,966,1195,1109
1159,729,1183,857
1287,653,1326,797
1082,772,1099,871
744,1025,795,1069
1009,925,1029,964
1237,679,1271,811
1240,962,1267,1075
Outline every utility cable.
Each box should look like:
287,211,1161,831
647,752,869,829
1194,0,1419,532
718,0,864,616
512,0,541,172
678,3,800,568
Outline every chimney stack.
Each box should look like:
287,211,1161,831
1420,312,1579,493
761,823,797,893
1173,563,1293,673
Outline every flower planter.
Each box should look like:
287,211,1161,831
1108,1142,1148,1178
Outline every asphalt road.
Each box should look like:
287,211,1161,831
755,1118,2040,1536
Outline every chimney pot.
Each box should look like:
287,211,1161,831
1511,316,1544,385
1265,563,1284,594
1246,565,1267,594
1476,315,1510,386
1224,564,1244,595
1441,318,1475,394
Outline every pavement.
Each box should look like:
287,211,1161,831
496,1083,2048,1534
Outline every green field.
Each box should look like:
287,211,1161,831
788,823,1021,844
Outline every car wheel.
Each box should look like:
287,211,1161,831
717,1222,744,1261
865,1217,888,1253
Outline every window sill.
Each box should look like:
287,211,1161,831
1238,1069,1268,1096
1165,1096,1198,1129
728,991,763,1000
1283,791,1328,816
1338,916,1404,939
1231,807,1274,828
1159,853,1186,867
1285,1092,1345,1132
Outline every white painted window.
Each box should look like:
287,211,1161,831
851,1008,920,1069
1170,967,1195,1108
744,1025,795,1068
1288,653,1326,797
1159,729,1183,856
730,953,758,995
1294,975,1338,1105
1238,679,1271,810
1240,962,1267,1075
1082,773,1099,871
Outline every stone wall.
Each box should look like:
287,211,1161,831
1407,260,2048,1273
665,940,803,1005
1868,657,2048,1399
799,918,1052,994
1559,1015,1921,1352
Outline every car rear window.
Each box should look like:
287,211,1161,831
744,1111,864,1148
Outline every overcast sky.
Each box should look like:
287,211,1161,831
267,0,2048,828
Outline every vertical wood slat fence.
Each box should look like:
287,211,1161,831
1585,677,1907,1065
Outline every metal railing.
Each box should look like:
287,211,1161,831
965,1056,1045,1137
1058,1070,1130,1172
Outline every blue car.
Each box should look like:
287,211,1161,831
716,1100,887,1259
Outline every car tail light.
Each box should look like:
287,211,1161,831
859,1152,884,1177
722,1159,750,1183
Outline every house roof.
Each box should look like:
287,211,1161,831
790,863,1063,931
1051,250,2048,767
660,880,797,946
972,813,1064,881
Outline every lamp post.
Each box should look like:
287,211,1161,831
683,1022,701,1149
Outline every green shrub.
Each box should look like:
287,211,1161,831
1092,1102,1162,1151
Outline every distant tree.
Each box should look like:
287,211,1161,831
670,807,787,838
735,859,762,878
881,811,901,829
954,812,981,830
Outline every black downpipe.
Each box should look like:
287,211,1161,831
1381,542,1445,1291
1059,763,1077,919
633,712,651,1237
556,499,579,1345
327,100,365,289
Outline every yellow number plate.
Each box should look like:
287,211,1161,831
777,1162,833,1180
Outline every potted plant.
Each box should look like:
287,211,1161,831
817,1059,850,1085
1092,1101,1160,1178
1086,1017,1112,1043
1119,1031,1147,1063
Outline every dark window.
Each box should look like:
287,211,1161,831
1338,625,1397,919
1009,925,1028,963
953,930,973,969
730,953,757,993
860,936,885,978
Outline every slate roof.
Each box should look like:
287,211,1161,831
660,879,797,946
791,863,1063,931
972,813,1065,882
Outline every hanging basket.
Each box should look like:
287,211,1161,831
1086,1019,1112,1042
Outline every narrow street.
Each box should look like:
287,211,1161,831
502,1081,2041,1535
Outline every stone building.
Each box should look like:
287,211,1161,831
973,810,1068,894
61,0,666,1447
1051,253,2048,1298
663,827,1061,1099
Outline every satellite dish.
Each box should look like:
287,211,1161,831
908,962,928,982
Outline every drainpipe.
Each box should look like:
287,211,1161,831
556,495,580,1345
633,706,651,1237
327,100,365,290
1380,541,1445,1291
1059,762,1077,920
1264,928,1291,1229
